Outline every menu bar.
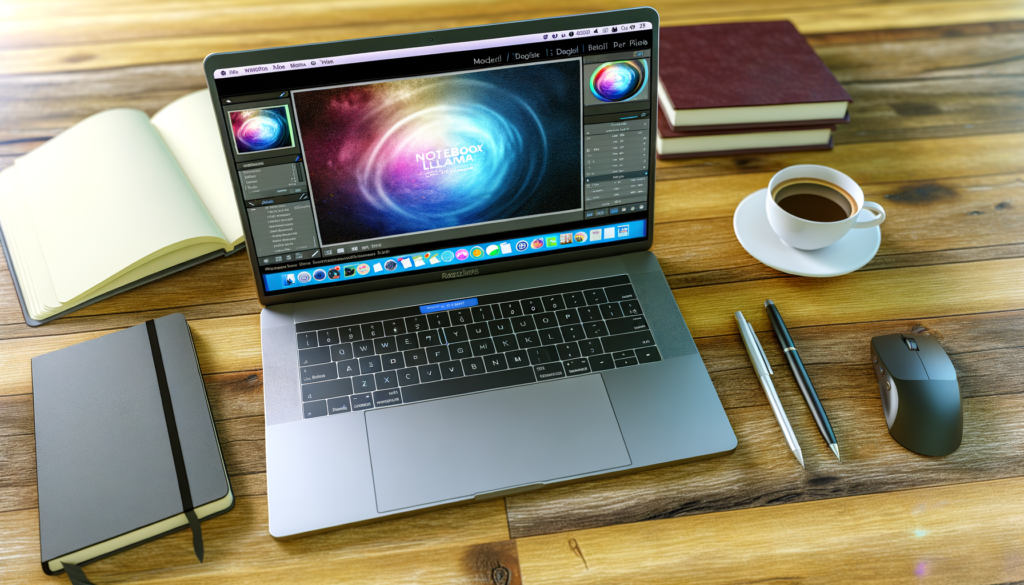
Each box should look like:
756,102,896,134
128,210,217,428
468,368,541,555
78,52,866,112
214,22,653,79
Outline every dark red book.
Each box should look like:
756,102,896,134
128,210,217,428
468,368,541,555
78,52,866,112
658,21,852,130
656,106,833,159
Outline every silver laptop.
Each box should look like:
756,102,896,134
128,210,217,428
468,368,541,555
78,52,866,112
204,7,736,537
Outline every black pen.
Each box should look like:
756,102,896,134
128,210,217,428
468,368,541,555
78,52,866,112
764,300,840,461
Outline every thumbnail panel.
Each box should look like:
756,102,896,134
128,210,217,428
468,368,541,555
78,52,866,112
229,105,295,154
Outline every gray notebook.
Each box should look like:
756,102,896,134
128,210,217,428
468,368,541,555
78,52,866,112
32,313,234,578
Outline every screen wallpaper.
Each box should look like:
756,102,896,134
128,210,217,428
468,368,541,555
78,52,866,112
293,60,582,245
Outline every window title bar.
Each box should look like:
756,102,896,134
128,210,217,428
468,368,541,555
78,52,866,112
214,22,653,79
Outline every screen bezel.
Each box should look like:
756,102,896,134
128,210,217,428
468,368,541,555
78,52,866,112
204,7,660,307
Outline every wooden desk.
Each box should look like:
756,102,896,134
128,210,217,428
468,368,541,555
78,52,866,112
3,2,1024,583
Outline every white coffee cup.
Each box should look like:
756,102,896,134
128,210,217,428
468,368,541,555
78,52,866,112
766,164,885,250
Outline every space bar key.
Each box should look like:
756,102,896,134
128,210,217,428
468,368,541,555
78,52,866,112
402,368,537,404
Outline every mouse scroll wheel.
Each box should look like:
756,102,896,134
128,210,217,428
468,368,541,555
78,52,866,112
903,337,919,351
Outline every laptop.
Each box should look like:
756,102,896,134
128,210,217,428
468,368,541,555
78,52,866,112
204,7,736,537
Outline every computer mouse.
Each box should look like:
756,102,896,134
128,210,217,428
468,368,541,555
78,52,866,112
870,334,962,456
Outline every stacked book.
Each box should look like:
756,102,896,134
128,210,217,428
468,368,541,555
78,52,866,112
656,21,852,159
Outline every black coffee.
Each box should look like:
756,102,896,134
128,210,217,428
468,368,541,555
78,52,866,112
773,180,854,223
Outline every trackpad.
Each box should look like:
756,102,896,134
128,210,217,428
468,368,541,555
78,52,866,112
365,374,631,513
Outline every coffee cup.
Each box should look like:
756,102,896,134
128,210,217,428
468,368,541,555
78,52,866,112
765,164,885,250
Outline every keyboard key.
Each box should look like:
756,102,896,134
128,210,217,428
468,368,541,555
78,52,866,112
353,341,375,358
556,309,580,326
493,334,518,352
471,338,496,356
404,348,428,367
427,312,451,329
540,328,564,345
374,336,397,354
577,306,602,322
499,301,524,318
440,360,465,379
361,322,384,339
563,291,586,308
327,396,351,415
506,349,530,368
462,357,485,375
620,300,643,316
375,371,399,390
584,321,610,338
541,295,564,312
605,284,637,302
615,356,640,368
612,350,635,360
534,362,565,380
303,400,328,419
417,329,444,347
396,333,419,351
301,377,352,402
522,298,543,314
535,313,559,329
511,315,536,332
405,315,429,332
381,352,404,370
418,363,442,383
466,323,490,340
443,325,468,343
564,358,591,376
578,338,604,356
427,345,451,363
353,375,376,393
402,367,536,404
339,326,362,342
351,392,374,411
359,355,383,374
397,367,420,386
484,353,508,372
300,363,337,385
299,346,331,366
317,328,339,346
488,319,513,336
589,353,615,371
373,388,403,407
528,346,559,365
383,319,406,335
330,342,353,361
599,303,623,320
297,332,318,349
636,347,662,363
448,340,471,359
556,342,581,361
337,359,360,377
450,308,473,325
561,324,586,342
584,289,608,305
516,331,541,348
607,316,649,335
471,305,494,321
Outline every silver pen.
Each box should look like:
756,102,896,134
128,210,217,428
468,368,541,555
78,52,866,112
735,311,804,468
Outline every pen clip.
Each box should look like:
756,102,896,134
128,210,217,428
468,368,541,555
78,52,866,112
747,321,774,376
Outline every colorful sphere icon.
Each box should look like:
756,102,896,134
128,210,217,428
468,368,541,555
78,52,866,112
455,249,470,261
356,263,370,275
471,246,484,258
440,250,455,262
312,269,327,281
574,232,587,243
589,60,648,102
531,238,544,249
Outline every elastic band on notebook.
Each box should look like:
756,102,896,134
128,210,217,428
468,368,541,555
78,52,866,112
146,320,204,562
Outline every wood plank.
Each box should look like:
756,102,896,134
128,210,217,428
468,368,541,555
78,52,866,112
515,476,1024,584
0,496,514,584
2,2,1023,74
506,310,1024,537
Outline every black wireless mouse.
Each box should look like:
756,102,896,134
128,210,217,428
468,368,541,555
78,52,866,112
870,334,962,456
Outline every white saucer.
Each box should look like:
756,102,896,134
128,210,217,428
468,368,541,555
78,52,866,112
733,189,881,278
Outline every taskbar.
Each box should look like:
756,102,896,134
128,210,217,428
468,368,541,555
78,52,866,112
263,219,646,292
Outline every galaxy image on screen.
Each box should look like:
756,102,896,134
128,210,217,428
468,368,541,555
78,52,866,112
229,105,295,154
293,60,582,245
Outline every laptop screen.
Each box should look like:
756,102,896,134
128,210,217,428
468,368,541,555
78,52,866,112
212,21,655,295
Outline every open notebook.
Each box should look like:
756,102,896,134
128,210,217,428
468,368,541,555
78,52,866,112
0,90,243,326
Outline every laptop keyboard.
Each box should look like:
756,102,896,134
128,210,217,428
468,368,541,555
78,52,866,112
295,275,661,419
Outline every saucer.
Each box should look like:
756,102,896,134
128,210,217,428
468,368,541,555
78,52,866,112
733,189,881,278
